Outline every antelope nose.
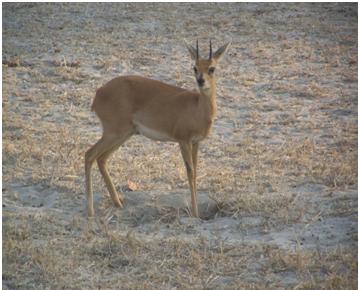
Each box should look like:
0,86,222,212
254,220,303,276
197,78,205,86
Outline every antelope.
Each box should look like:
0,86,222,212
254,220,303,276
85,40,230,218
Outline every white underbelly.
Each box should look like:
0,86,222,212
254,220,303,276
134,122,175,142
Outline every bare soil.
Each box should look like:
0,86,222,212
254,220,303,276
2,3,358,289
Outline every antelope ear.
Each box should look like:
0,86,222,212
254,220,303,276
213,41,231,62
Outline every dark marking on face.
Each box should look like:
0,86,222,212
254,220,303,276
197,73,204,86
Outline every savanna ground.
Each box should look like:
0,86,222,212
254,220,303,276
2,3,358,289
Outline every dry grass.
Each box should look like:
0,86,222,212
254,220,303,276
3,217,357,289
2,3,358,289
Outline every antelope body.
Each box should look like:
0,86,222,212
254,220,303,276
85,40,230,217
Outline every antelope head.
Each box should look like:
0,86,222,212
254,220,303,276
186,40,231,96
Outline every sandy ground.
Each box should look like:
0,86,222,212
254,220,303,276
2,3,358,289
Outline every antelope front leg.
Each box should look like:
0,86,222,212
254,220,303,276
179,142,199,218
192,142,199,194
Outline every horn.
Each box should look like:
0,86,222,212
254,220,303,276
196,39,199,59
209,39,212,59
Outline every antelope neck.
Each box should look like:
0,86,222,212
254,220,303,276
199,84,217,119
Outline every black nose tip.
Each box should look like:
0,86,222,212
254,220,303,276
197,78,205,86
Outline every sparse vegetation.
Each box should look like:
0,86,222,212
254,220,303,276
3,3,357,289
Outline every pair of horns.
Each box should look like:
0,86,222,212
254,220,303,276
195,39,213,60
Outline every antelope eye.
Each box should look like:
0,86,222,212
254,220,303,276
208,67,215,74
193,66,198,73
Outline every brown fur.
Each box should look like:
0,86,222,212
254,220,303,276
92,76,211,142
